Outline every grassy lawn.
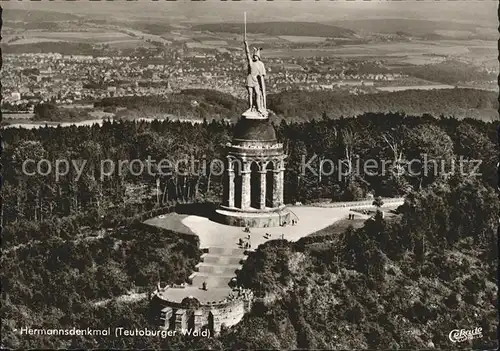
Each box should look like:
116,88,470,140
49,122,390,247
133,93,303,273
308,217,365,237
307,208,402,239
143,213,196,236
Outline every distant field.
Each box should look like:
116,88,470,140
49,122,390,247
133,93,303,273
161,33,190,41
279,36,328,43
440,39,496,47
186,42,219,49
330,18,495,39
20,30,133,43
461,47,499,65
376,85,456,92
192,35,229,41
9,38,64,45
341,42,469,55
6,9,81,22
102,39,154,49
192,22,355,38
200,40,228,46
398,56,447,65
434,30,476,38
30,31,128,38
264,40,473,58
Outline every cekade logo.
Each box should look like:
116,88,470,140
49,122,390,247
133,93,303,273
448,327,483,343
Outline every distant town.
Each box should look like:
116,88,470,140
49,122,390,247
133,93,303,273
1,10,497,123
2,45,496,116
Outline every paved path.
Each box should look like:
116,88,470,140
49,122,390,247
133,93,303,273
182,206,350,250
156,206,351,302
151,199,405,305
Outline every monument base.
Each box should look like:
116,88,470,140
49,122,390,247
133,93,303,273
214,207,291,228
242,108,268,119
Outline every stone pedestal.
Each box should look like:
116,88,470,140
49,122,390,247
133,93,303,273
242,108,268,119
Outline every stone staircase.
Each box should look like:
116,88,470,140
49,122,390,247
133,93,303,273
196,263,242,275
191,274,237,288
188,246,247,289
205,247,246,256
200,254,246,265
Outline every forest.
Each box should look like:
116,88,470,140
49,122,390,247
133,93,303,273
98,88,498,122
228,175,498,350
1,106,498,349
400,60,497,86
3,175,496,349
14,88,495,125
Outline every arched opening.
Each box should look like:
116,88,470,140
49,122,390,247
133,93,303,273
207,312,214,335
168,312,176,331
233,161,242,209
266,162,275,208
250,162,260,209
187,311,195,330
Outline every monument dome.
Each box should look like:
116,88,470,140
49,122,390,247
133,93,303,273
232,117,277,143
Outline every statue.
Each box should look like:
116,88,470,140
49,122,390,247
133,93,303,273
242,13,268,118
244,40,267,117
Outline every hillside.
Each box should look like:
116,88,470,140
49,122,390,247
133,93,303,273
330,19,496,39
1,112,497,349
228,177,498,349
2,42,101,55
192,22,356,38
1,222,201,349
3,9,82,23
91,88,498,123
400,60,498,85
268,89,499,121
96,89,247,122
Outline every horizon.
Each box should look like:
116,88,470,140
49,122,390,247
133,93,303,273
2,1,498,27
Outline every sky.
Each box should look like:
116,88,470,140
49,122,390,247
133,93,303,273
3,0,498,26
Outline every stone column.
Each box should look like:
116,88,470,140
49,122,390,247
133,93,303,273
227,169,235,208
278,168,284,206
272,170,280,208
193,310,203,332
259,170,266,209
175,309,187,331
160,307,173,330
241,162,251,209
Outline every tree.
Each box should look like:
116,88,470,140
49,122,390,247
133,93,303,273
454,123,496,186
403,124,455,188
372,196,384,209
33,103,62,121
9,141,49,221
